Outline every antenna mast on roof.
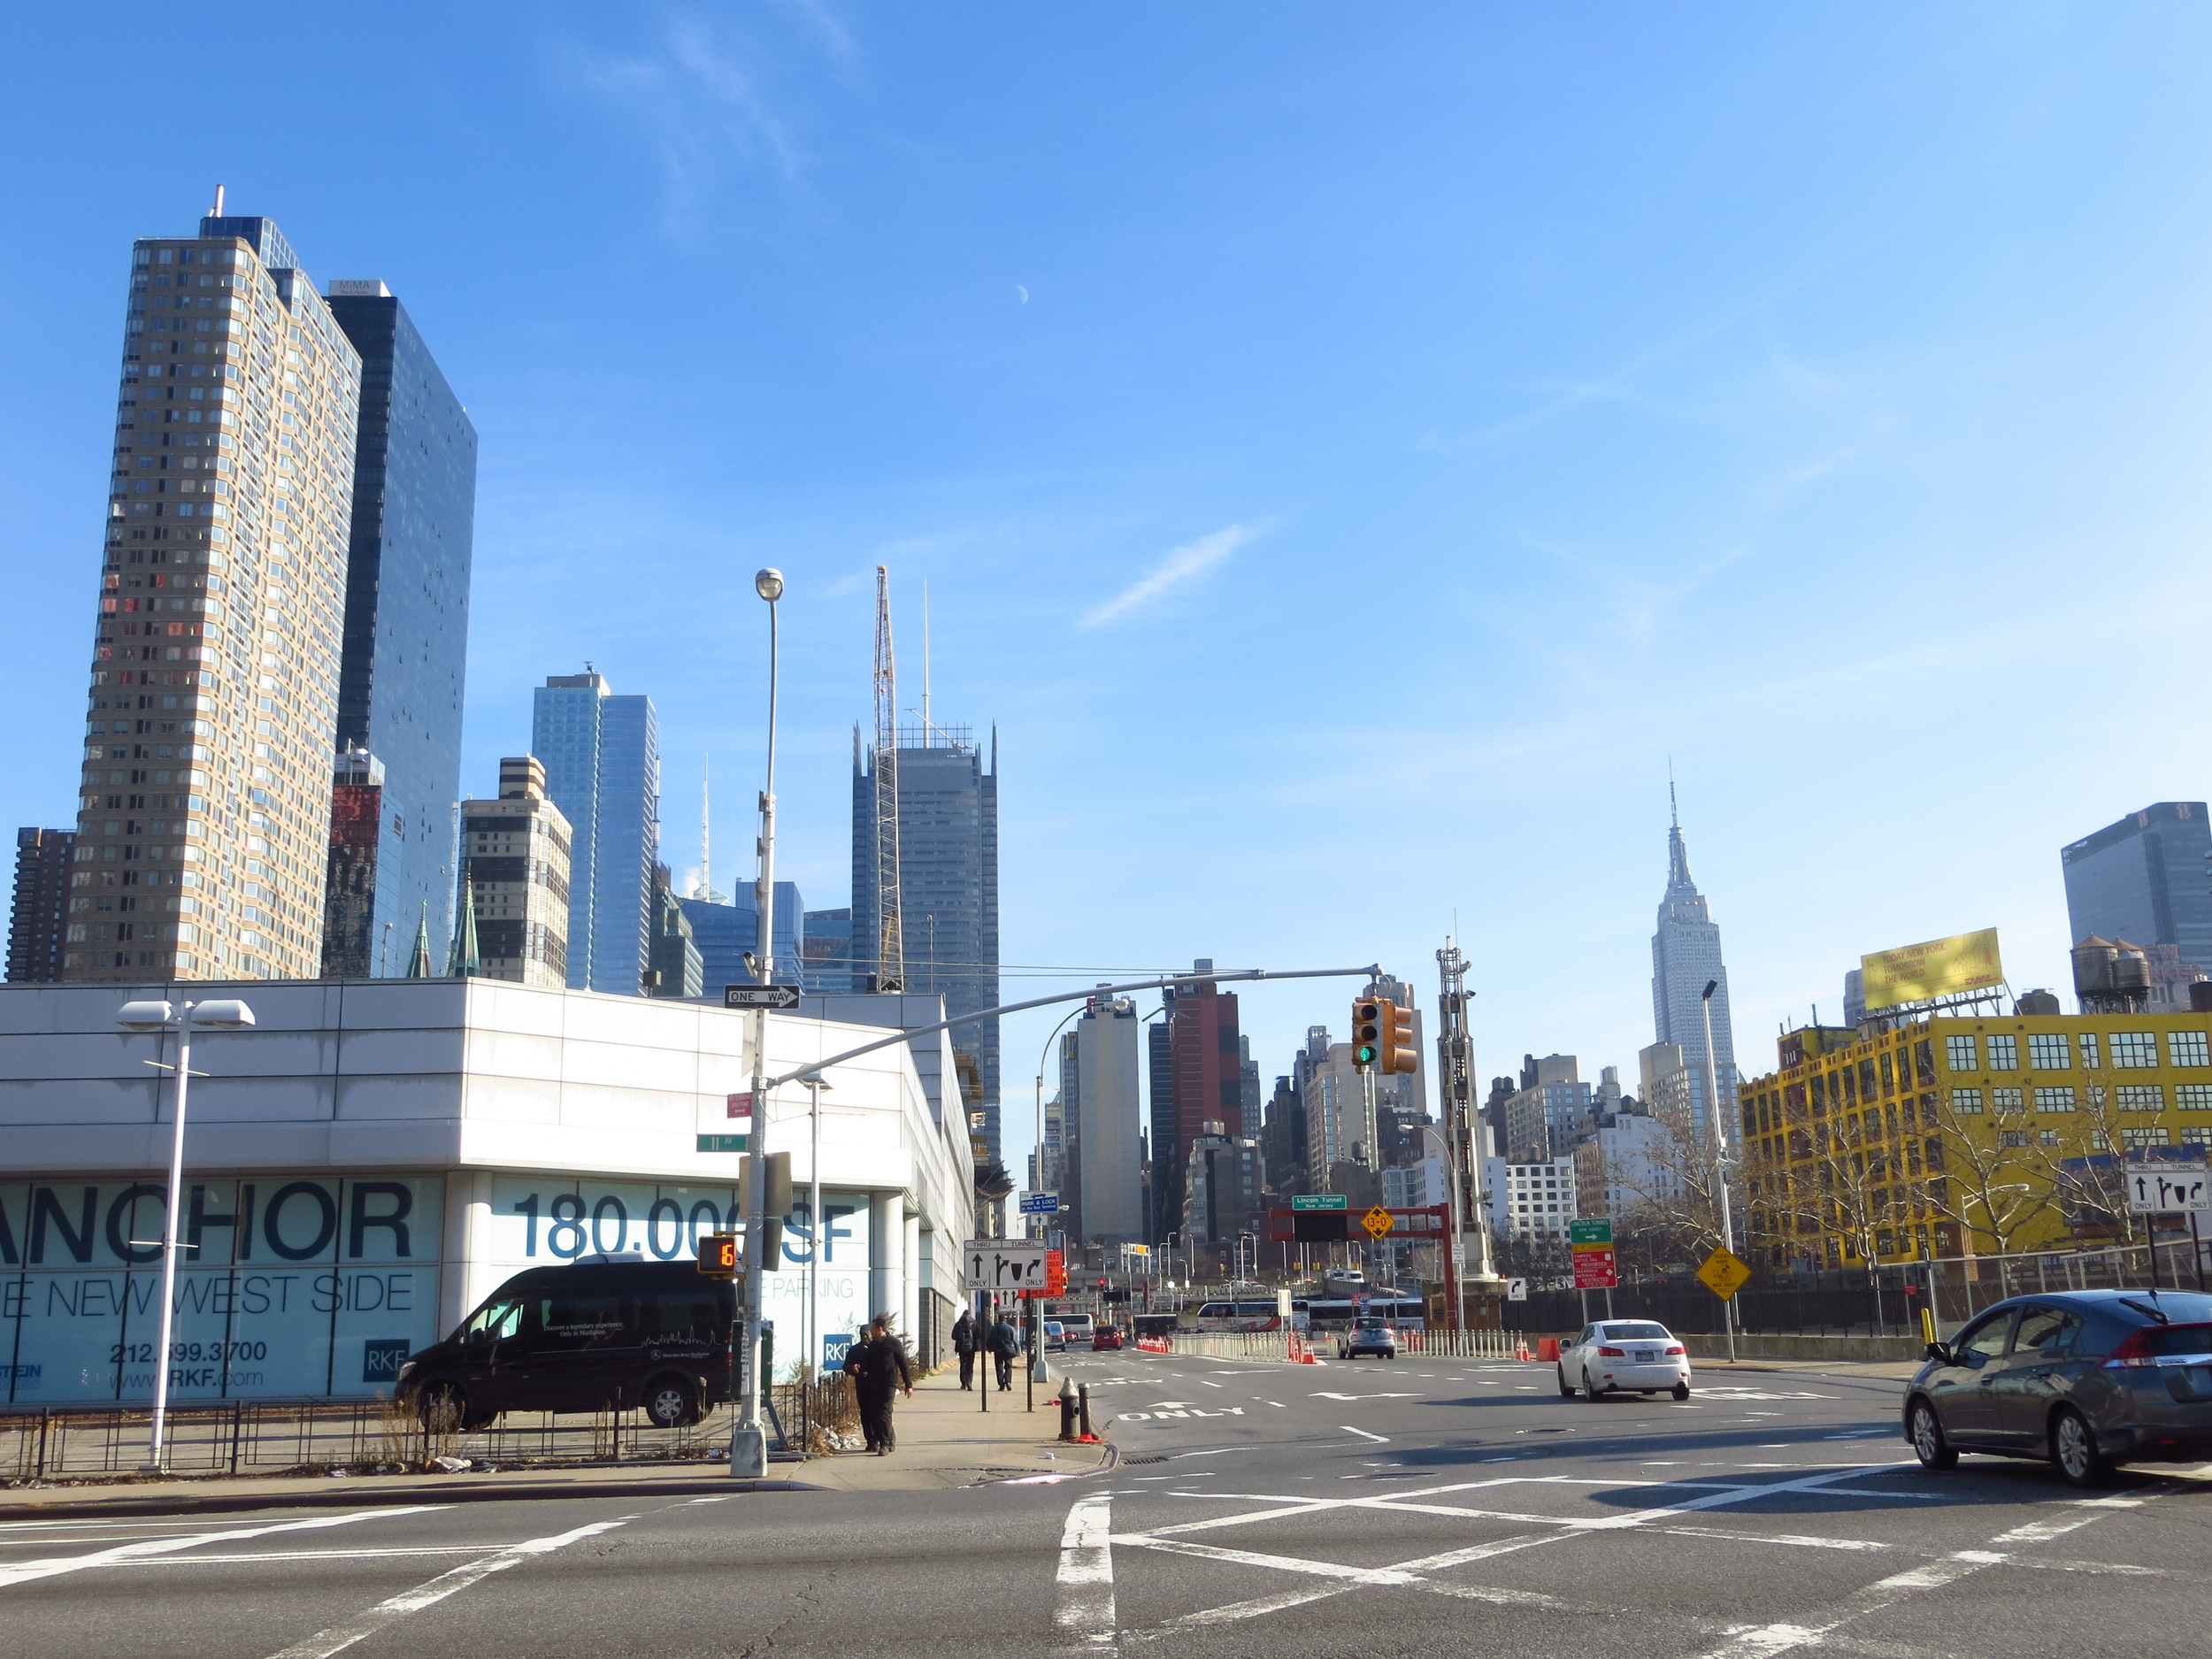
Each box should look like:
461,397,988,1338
211,183,225,218
872,567,905,993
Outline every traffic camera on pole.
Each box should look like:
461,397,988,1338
1353,999,1381,1068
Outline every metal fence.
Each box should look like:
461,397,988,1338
1152,1328,1517,1363
0,1379,828,1485
1505,1236,2212,1340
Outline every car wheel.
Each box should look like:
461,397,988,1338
1908,1398,1956,1471
2050,1407,2110,1488
644,1375,701,1430
1671,1382,1690,1402
1557,1365,1575,1398
1581,1367,1603,1400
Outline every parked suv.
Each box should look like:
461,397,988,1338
1904,1288,2212,1487
396,1259,737,1431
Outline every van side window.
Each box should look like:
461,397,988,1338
641,1289,723,1340
535,1291,627,1349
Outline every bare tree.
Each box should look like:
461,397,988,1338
1919,1094,2053,1258
1605,1095,1734,1278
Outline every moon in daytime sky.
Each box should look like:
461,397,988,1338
1017,284,1029,304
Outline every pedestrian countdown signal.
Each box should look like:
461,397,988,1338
696,1233,739,1279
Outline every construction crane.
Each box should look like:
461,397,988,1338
872,567,905,994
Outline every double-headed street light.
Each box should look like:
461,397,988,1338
116,995,256,1471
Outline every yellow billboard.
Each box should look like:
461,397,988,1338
1861,928,2004,1010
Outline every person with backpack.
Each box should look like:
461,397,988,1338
842,1314,915,1455
951,1308,978,1390
987,1309,1023,1391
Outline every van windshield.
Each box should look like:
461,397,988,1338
464,1298,521,1341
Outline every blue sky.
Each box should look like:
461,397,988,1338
6,5,2211,1178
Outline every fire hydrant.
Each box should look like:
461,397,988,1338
1057,1376,1081,1441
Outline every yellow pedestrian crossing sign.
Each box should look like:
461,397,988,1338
1697,1247,1752,1302
1363,1206,1395,1238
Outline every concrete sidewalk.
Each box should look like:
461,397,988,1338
0,1368,1109,1520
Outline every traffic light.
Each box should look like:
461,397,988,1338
1353,1000,1381,1068
695,1233,739,1279
1379,1000,1417,1075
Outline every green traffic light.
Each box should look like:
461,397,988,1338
1355,1043,1377,1064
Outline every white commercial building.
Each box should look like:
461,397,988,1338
1064,993,1143,1245
0,979,972,1407
1482,1155,1578,1240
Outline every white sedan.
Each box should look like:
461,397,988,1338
1557,1320,1692,1400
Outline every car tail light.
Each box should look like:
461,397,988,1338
1597,1345,1625,1357
2103,1322,2212,1368
1665,1345,1686,1356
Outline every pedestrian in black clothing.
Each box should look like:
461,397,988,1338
952,1309,977,1390
987,1312,1023,1391
842,1315,915,1454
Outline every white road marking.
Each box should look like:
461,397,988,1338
258,1517,630,1659
1342,1425,1389,1442
0,1508,449,1591
139,1547,509,1565
1310,1392,1419,1402
1686,1509,2109,1659
1055,1491,1116,1650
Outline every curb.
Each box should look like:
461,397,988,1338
0,1476,824,1523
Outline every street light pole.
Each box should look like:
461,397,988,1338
1701,979,1738,1364
117,996,254,1471
733,567,783,1479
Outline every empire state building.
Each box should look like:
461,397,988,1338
1650,791,1738,1142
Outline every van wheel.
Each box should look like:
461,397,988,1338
644,1376,701,1429
420,1382,469,1434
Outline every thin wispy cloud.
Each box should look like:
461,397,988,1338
1079,523,1266,628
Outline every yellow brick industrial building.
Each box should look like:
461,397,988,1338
1738,1010,2212,1269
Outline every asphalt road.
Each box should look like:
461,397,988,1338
6,1348,2209,1658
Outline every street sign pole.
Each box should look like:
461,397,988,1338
1701,979,1738,1365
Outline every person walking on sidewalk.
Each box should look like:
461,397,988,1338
842,1314,915,1455
952,1308,977,1390
987,1310,1023,1392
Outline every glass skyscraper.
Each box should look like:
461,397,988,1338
1650,794,1737,1143
2062,802,2212,982
852,725,1000,1159
532,672,658,995
678,881,804,996
319,281,474,977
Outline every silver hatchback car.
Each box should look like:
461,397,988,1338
1904,1288,2212,1486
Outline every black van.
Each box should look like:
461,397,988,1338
395,1259,737,1430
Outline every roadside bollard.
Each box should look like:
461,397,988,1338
1077,1383,1096,1442
1058,1377,1080,1442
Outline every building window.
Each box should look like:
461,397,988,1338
1992,1088,2024,1114
2028,1034,2072,1071
2033,1087,2076,1113
1949,1087,1983,1114
2124,1126,2170,1148
1999,1130,2031,1148
2176,1085,2212,1111
2112,1032,2159,1069
1946,1035,1978,1071
2079,1032,2101,1068
2116,1085,2164,1111
1985,1034,2019,1071
2169,1031,2211,1068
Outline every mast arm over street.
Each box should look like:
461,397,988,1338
761,964,1385,1091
